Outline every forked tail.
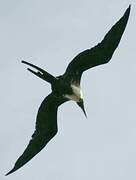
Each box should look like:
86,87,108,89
22,61,58,85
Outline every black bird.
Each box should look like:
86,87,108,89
6,6,130,175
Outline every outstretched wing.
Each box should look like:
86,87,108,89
6,93,67,176
63,6,130,82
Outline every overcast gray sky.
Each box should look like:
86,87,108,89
1,0,136,179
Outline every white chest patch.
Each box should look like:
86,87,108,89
64,84,83,102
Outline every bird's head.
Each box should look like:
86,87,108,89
77,99,87,118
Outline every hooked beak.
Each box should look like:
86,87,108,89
77,101,87,118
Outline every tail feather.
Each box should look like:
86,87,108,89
22,61,58,84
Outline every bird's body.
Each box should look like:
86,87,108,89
6,6,131,176
64,84,83,102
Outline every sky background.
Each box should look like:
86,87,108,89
1,0,136,179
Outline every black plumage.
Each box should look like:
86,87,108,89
63,5,131,83
6,94,67,175
6,6,130,176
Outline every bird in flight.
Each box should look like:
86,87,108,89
6,5,130,175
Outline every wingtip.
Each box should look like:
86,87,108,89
5,168,15,176
5,164,21,176
5,172,10,176
121,4,131,23
125,4,131,15
128,4,131,12
128,4,131,11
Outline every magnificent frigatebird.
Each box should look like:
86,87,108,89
6,6,130,175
